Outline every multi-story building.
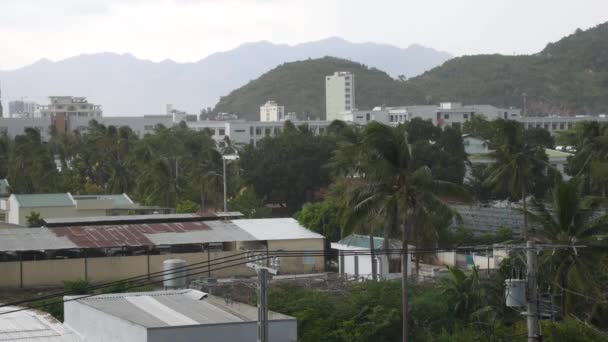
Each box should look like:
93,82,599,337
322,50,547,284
326,71,355,121
516,115,608,135
259,100,285,122
8,100,39,118
40,96,102,134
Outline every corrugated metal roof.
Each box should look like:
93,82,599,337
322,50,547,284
68,290,294,328
51,221,211,248
233,218,324,241
14,193,75,208
44,214,201,226
0,306,84,341
146,220,256,246
0,228,77,252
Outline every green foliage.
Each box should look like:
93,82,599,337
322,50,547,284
295,198,341,244
62,279,92,295
26,211,44,227
240,122,334,214
175,200,200,214
229,186,272,218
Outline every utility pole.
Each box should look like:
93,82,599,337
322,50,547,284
526,241,539,341
247,254,280,342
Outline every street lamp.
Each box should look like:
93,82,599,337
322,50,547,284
222,154,239,213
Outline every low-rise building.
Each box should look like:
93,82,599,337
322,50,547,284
64,289,297,342
0,193,168,226
331,234,412,280
0,215,325,288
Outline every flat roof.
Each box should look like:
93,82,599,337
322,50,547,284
67,290,294,328
0,305,83,341
72,193,134,206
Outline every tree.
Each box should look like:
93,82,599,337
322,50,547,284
333,122,470,341
567,122,608,196
440,266,482,319
176,200,200,214
229,187,271,218
527,179,608,318
523,127,555,149
26,211,44,227
462,115,494,141
484,119,550,237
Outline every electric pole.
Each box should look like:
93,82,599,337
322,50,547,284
526,241,538,341
247,254,280,342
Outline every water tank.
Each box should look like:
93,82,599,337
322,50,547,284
505,279,526,307
163,259,188,289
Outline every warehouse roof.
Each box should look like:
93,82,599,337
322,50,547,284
66,290,294,328
0,217,323,252
0,305,83,341
13,193,75,208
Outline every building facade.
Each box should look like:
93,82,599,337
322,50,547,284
326,71,355,121
8,100,39,118
259,100,285,122
39,96,102,135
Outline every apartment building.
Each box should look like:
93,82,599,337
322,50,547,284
260,100,285,122
326,71,355,121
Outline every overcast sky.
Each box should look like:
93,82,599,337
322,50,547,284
1,0,607,70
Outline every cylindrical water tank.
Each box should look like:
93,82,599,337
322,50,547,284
163,259,188,289
505,279,526,307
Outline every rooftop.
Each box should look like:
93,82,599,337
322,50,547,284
0,305,83,341
72,193,134,207
13,193,75,208
0,217,323,252
66,290,294,328
333,234,402,250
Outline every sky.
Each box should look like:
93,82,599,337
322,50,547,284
1,0,608,70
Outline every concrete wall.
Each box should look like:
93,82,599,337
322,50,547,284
267,239,325,274
148,320,297,342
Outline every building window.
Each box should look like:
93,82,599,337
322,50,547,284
265,128,271,136
256,127,262,135
303,250,316,265
345,82,351,86
552,123,557,130
345,94,351,98
144,125,154,130
345,106,351,110
219,129,225,136
444,114,450,119
568,122,573,129
559,123,564,130
463,113,468,119
390,115,394,122
234,129,246,133
544,124,549,129
250,139,254,145
366,113,370,121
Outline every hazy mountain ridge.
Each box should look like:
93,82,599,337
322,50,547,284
0,38,451,116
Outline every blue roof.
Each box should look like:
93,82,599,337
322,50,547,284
13,193,75,208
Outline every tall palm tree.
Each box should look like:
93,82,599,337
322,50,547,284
568,122,608,196
441,266,482,320
527,179,608,317
484,119,549,238
334,122,470,341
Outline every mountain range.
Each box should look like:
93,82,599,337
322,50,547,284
215,22,608,120
0,38,451,116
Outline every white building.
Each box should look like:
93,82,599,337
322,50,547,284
39,96,102,135
8,100,39,118
259,101,285,122
326,71,355,121
64,289,297,342
331,234,413,280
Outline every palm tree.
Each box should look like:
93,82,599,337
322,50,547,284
484,119,549,238
568,122,608,196
527,179,608,317
441,266,482,319
334,122,470,341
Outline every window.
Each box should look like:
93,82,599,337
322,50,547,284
552,123,557,130
219,129,225,136
559,123,564,130
444,114,450,119
234,129,246,133
345,82,351,86
366,113,370,121
345,105,351,110
303,250,315,265
568,122,573,129
265,128,271,136
345,94,351,98
390,115,394,122
144,125,154,130
544,124,549,129
256,127,262,135
463,113,468,119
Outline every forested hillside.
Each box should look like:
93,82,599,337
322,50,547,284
214,22,608,118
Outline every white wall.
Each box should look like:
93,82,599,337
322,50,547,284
65,299,148,342
148,321,297,342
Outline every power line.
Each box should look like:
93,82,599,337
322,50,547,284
0,247,482,314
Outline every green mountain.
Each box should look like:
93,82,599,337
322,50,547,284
214,23,608,119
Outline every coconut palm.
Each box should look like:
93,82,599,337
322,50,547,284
333,122,470,342
527,179,608,317
568,122,608,196
441,266,482,319
484,119,549,238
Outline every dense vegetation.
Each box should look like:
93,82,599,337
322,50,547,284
214,22,608,118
